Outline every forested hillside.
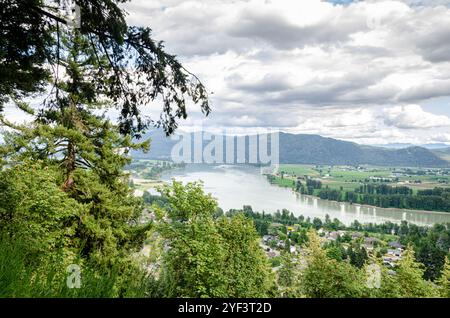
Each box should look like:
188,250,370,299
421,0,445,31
132,131,449,167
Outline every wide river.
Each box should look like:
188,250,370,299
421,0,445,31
160,164,450,226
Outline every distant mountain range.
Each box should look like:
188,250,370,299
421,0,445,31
374,143,450,150
132,131,450,167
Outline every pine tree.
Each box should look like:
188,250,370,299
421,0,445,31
1,30,151,266
154,181,275,298
1,1,210,135
395,245,439,298
436,256,450,298
277,252,300,297
364,255,401,298
300,230,365,298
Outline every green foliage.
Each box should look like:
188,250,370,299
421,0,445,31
437,256,450,298
0,0,52,109
394,245,439,298
0,31,152,267
277,252,300,298
364,257,401,298
300,231,366,298
0,235,153,298
154,181,275,298
0,0,215,300
0,162,82,258
216,214,276,297
325,242,346,261
1,1,210,136
347,242,368,269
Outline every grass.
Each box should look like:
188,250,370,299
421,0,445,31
278,165,320,177
328,169,391,180
0,236,156,298
321,180,359,192
269,176,295,188
273,164,450,192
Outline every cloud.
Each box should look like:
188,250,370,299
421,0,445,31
74,1,450,145
432,133,450,142
383,105,450,129
227,73,293,93
397,79,450,101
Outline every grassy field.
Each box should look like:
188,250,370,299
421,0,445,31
272,164,450,192
277,165,320,177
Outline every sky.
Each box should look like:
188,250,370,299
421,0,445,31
4,0,450,145
121,0,450,145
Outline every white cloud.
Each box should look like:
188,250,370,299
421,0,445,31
6,0,449,146
432,133,450,142
383,105,450,129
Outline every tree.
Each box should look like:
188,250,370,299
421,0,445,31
436,256,450,298
154,181,275,298
325,242,345,261
0,0,52,110
0,0,212,297
364,256,401,298
0,29,155,268
1,0,210,136
395,245,439,298
0,162,83,260
277,252,300,297
299,230,365,298
216,214,276,297
347,242,368,269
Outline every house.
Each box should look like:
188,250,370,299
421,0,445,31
262,235,275,243
326,231,341,241
383,260,396,268
364,237,380,249
387,249,402,257
388,241,403,249
267,249,280,258
351,232,363,240
289,246,297,254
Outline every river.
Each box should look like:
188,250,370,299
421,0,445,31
159,164,450,226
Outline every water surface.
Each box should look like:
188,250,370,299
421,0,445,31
160,164,450,226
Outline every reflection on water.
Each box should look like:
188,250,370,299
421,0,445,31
160,164,450,226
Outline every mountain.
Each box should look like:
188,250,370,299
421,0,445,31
279,133,448,167
376,143,450,150
421,143,450,150
133,129,176,160
433,147,450,163
132,131,450,167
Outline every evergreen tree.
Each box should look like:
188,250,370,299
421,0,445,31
395,245,439,298
364,256,401,298
300,230,365,298
277,252,300,297
1,31,152,266
154,181,275,298
436,256,450,298
216,214,276,297
1,0,210,135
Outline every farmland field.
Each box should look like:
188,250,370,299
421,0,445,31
272,164,450,192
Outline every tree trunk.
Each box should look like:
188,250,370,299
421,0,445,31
62,140,76,191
